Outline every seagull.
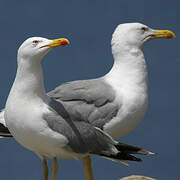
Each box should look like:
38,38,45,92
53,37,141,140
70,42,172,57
2,23,175,180
47,23,175,139
4,35,155,180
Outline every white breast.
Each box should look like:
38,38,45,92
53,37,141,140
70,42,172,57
5,97,74,159
103,51,148,139
104,86,148,139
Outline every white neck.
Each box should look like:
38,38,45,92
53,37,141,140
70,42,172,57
104,47,148,95
9,57,46,100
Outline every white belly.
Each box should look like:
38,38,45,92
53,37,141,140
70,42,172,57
103,50,148,139
104,92,148,139
5,100,80,159
104,103,147,139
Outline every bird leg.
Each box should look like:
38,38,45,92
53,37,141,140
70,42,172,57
82,156,94,180
42,158,49,180
51,157,58,180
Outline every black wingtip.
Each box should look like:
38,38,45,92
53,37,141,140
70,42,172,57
115,142,155,155
100,152,142,163
117,152,142,162
0,123,12,138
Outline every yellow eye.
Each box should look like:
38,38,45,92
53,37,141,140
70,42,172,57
32,40,39,44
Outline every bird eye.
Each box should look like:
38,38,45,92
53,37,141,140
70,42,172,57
141,27,148,32
32,40,39,44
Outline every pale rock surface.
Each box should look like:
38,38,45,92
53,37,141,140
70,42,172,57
120,175,156,180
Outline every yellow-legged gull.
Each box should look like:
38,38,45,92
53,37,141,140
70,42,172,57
4,35,154,180
1,23,175,180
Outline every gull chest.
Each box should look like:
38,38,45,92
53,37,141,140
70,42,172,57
5,97,70,158
104,77,148,138
5,98,47,149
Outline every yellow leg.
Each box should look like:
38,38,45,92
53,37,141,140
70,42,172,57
42,158,48,180
82,156,94,180
51,157,58,180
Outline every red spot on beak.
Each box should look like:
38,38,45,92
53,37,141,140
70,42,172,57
61,40,69,46
166,33,174,39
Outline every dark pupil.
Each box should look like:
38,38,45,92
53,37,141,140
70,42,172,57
33,40,39,43
141,27,147,31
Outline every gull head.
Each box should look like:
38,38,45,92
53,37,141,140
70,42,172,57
17,37,69,62
111,22,175,54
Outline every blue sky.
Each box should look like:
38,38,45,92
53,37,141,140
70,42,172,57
0,0,179,179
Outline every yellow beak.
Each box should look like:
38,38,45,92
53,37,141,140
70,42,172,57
41,38,70,48
151,30,175,39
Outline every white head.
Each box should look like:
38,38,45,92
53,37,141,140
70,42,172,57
17,37,69,64
111,22,175,56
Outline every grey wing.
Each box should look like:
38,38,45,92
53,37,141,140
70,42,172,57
44,98,152,163
44,98,117,155
47,78,121,129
